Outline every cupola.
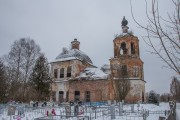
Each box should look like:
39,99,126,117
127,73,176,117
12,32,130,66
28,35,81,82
71,38,80,50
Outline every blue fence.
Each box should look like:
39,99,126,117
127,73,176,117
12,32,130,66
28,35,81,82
83,102,107,106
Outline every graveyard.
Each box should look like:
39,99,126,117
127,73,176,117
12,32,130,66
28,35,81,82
0,101,179,120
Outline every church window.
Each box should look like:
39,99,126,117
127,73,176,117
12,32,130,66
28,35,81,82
67,66,71,77
74,91,80,102
66,91,69,102
120,42,127,54
131,42,135,54
121,65,128,76
54,69,58,78
85,91,91,102
60,68,64,78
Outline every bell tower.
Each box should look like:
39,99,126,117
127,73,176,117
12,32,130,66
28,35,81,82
110,17,145,102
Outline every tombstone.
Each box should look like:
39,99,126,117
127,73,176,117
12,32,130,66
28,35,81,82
8,105,16,116
110,105,115,119
122,100,124,105
131,104,134,113
137,102,140,111
108,100,111,105
113,100,116,105
65,106,71,117
74,104,79,116
17,105,24,116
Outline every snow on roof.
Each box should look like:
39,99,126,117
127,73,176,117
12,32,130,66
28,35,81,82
51,48,93,64
101,64,110,74
101,64,110,69
76,67,108,80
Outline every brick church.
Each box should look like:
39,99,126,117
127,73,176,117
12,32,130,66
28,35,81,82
50,17,146,103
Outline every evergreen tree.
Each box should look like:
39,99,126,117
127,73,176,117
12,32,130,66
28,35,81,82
148,90,159,104
0,59,8,102
29,54,50,101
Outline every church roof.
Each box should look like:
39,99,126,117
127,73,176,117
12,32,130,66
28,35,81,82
76,67,108,80
54,48,93,64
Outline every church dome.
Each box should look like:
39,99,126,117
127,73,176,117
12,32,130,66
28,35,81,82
55,48,93,64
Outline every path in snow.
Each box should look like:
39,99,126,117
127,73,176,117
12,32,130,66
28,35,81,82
176,103,180,120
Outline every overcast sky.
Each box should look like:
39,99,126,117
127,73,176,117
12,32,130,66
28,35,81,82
0,0,176,94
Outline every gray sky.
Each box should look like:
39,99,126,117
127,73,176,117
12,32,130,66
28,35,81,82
0,0,176,94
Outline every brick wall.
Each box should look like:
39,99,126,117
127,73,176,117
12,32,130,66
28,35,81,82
68,79,110,102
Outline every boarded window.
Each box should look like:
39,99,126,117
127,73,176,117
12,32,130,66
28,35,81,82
60,68,64,78
85,91,91,102
67,66,71,77
133,66,139,77
131,42,135,54
54,69,58,78
74,91,80,102
121,65,128,76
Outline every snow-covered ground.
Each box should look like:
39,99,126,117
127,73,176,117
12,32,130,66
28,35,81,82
0,102,174,120
176,103,180,120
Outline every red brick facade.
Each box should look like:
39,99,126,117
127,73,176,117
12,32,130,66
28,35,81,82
68,79,110,102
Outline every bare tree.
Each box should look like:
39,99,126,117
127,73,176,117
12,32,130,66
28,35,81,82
130,0,180,74
160,93,171,102
170,76,180,101
4,38,41,101
112,65,131,102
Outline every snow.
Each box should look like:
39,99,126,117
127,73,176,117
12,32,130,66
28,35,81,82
52,48,93,65
51,56,79,63
176,103,180,120
0,102,175,120
76,67,109,80
101,64,110,74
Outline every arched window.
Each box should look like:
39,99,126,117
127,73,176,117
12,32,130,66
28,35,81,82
120,42,127,54
60,68,64,78
74,91,80,102
131,42,135,54
67,66,71,77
